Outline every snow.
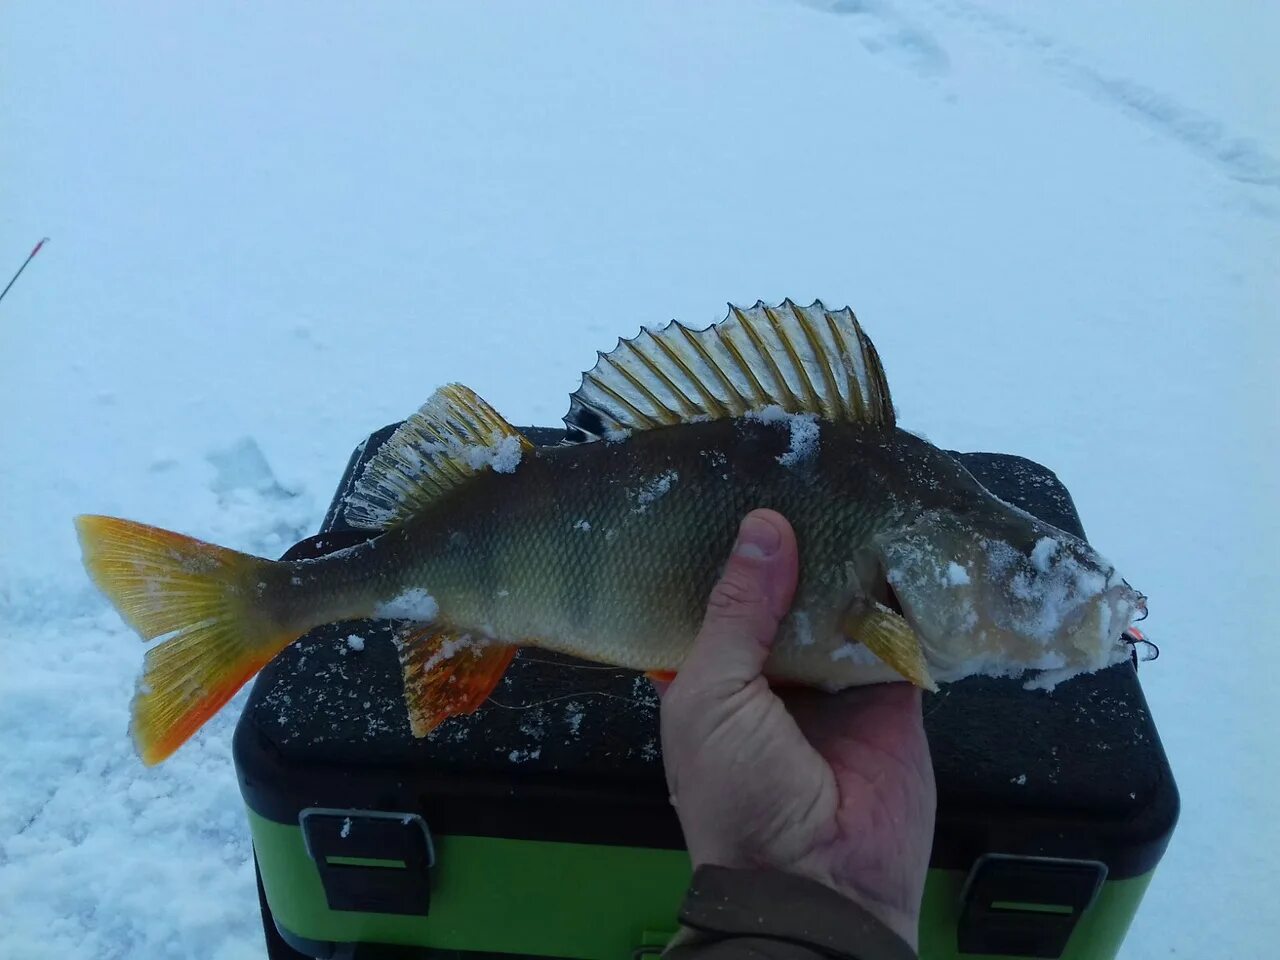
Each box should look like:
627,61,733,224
419,634,478,675
884,525,1135,689
0,2,1275,959
990,538,1112,644
779,415,820,468
564,701,585,738
344,634,365,653
793,611,816,647
631,469,679,512
830,641,882,665
372,588,439,622
746,404,822,467
1030,537,1060,573
457,433,523,475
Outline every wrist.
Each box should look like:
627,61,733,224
671,865,918,960
825,878,921,952
688,854,921,951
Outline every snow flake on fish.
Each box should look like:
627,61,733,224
746,404,820,467
345,634,365,652
792,610,816,646
994,536,1111,644
374,587,439,620
779,417,819,466
420,634,479,673
1031,536,1060,572
1022,651,1127,692
631,469,679,513
944,562,970,586
572,519,592,532
830,641,880,665
425,431,523,475
604,427,632,443
508,747,542,763
486,434,524,473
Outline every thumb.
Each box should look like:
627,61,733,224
677,509,799,692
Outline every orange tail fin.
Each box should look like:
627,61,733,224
394,625,517,736
75,515,299,764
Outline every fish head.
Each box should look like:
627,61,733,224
879,509,1143,685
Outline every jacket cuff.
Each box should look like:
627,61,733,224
666,865,917,960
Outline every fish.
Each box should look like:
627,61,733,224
76,300,1146,764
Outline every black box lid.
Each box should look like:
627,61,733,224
235,427,1178,879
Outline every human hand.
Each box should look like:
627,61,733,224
658,510,937,948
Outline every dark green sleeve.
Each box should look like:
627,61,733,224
664,866,917,960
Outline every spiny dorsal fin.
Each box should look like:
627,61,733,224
345,384,533,530
563,299,894,441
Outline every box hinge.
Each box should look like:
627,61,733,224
299,808,434,916
958,853,1107,958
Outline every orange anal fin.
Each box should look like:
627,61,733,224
394,625,517,737
644,669,677,684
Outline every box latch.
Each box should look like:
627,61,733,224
299,808,435,916
958,854,1107,958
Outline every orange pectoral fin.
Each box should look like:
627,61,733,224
394,625,518,737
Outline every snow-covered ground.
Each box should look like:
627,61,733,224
2,2,1275,957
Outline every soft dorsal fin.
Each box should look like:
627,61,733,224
563,299,894,441
345,383,533,530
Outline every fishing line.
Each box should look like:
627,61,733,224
0,238,48,306
485,690,656,711
513,654,623,671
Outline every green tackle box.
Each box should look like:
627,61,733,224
235,425,1179,960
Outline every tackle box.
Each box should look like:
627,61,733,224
235,425,1179,960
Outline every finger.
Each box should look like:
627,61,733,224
678,510,799,691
